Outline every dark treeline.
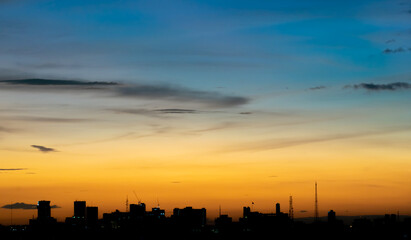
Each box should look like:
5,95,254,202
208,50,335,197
1,200,410,240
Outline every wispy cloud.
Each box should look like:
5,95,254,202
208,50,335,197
0,79,249,108
10,116,90,123
221,126,411,153
110,108,154,116
31,145,57,153
309,86,326,90
154,109,196,114
0,126,17,133
382,47,411,53
186,122,238,134
1,202,60,210
0,79,118,86
116,84,249,108
345,82,411,91
0,168,26,171
109,108,199,118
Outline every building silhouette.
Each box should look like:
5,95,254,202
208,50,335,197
328,210,336,223
147,207,166,220
102,203,166,230
130,203,146,219
276,203,281,215
66,201,99,229
6,197,411,240
37,201,51,220
172,207,207,228
240,202,290,234
29,200,57,227
74,201,86,219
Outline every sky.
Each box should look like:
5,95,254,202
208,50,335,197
1,0,411,225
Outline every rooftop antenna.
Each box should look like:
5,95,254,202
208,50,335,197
219,205,222,217
314,181,319,221
10,202,13,226
126,195,129,212
156,198,160,208
289,196,294,220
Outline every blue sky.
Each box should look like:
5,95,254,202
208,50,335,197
0,0,410,139
1,0,410,92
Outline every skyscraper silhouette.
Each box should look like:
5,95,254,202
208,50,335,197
276,203,281,215
37,201,51,220
315,182,319,221
74,201,86,219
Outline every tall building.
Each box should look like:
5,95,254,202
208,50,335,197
276,203,281,215
30,200,57,226
130,203,146,217
243,207,251,218
173,207,207,227
37,201,51,219
74,201,86,219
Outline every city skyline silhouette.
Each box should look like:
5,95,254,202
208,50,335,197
1,181,409,226
1,193,410,240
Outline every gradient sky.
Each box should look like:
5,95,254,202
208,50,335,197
1,0,411,225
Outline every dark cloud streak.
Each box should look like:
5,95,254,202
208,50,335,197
117,85,249,108
0,79,249,108
382,47,410,53
154,109,196,114
0,79,118,86
345,82,411,91
0,168,26,171
309,86,326,90
31,145,56,153
1,202,60,210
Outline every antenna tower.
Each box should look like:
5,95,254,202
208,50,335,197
10,202,13,225
126,195,129,212
314,181,319,221
289,196,294,220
